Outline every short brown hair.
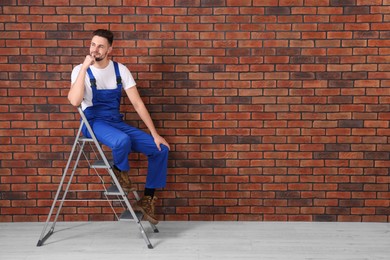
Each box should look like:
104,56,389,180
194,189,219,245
92,29,114,46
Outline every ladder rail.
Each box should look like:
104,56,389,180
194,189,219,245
50,140,87,227
37,122,85,246
77,108,142,219
77,107,156,247
77,107,115,181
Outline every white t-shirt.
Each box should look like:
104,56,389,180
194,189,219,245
71,60,136,110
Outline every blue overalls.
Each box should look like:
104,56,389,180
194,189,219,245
81,62,168,188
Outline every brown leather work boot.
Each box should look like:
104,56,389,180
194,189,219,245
133,196,159,225
112,167,136,192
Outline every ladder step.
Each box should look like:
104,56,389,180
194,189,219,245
91,160,112,169
120,209,143,221
79,136,94,142
104,185,123,196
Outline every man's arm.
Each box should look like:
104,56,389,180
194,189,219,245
125,86,170,151
68,55,95,107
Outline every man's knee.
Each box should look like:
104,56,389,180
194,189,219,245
160,144,169,155
150,144,169,158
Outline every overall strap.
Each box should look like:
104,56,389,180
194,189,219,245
87,62,122,88
86,67,96,87
113,61,122,88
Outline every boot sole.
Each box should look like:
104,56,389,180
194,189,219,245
122,187,137,193
133,204,159,225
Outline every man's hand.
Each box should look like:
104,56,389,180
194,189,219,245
153,134,170,151
81,54,96,70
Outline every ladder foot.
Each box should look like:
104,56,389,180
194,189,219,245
37,228,54,247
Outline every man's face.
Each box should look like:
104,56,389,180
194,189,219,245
90,35,112,62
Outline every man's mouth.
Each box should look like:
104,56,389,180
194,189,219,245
91,53,103,61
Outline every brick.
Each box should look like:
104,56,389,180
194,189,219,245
199,0,224,7
331,0,356,6
291,72,315,80
339,120,364,128
264,7,290,15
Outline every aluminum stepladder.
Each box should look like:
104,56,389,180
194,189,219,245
37,106,158,249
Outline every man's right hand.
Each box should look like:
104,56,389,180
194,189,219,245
81,55,95,70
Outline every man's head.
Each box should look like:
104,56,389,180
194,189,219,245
93,29,114,46
90,29,114,62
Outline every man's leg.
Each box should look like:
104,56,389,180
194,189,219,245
131,137,169,225
89,121,135,191
114,122,169,224
114,122,169,189
91,121,131,171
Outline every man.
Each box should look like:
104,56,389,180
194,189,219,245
68,29,170,225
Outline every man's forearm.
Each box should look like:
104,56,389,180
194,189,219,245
68,67,87,107
68,55,96,107
136,104,159,137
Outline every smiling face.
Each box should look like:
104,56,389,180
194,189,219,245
89,35,112,62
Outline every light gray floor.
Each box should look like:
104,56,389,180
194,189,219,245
0,221,389,260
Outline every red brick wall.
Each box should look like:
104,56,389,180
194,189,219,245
1,0,389,222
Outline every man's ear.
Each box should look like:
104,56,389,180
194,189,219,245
108,46,113,54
